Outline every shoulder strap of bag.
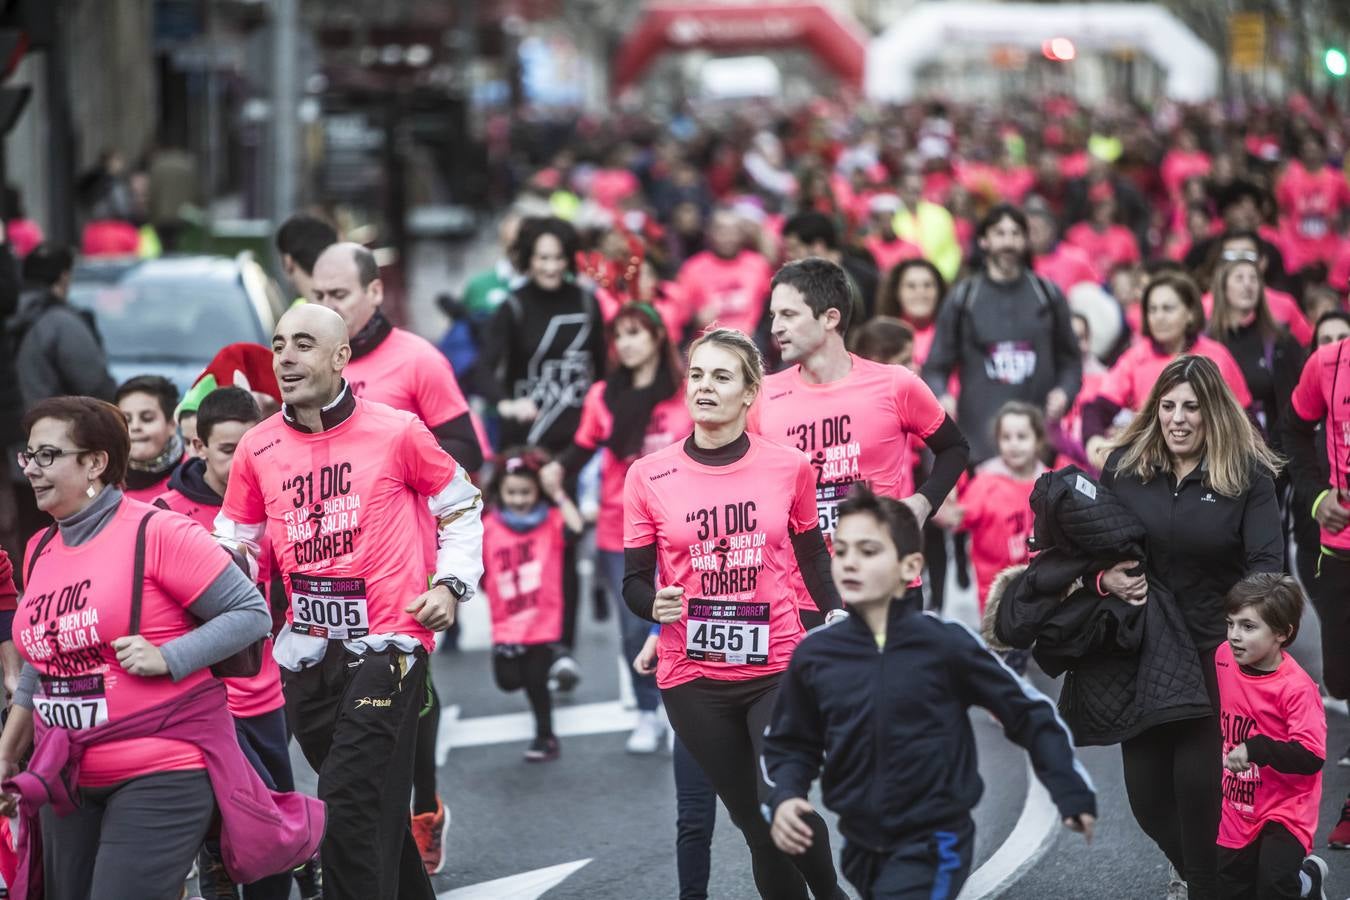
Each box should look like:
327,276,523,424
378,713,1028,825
24,524,59,586
128,511,157,634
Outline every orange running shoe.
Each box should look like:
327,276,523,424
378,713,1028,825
411,796,448,875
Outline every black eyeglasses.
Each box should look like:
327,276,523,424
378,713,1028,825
17,447,89,468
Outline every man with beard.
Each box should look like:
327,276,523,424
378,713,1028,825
922,204,1082,463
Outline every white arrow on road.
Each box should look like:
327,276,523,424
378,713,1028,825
437,858,592,899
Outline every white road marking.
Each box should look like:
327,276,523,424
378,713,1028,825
439,700,637,752
437,858,592,899
436,704,461,766
958,758,1060,899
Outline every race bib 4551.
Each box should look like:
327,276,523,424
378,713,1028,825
685,600,770,665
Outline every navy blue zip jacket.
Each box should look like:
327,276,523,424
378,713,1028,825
763,594,1097,851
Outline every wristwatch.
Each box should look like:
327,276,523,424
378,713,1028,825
435,576,469,602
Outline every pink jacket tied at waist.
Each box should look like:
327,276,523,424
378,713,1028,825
2,679,324,899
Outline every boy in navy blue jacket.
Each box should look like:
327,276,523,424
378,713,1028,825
763,487,1097,900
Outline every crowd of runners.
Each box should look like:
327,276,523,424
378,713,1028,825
2,93,1350,899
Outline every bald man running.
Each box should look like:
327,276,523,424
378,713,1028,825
216,304,484,900
312,240,482,873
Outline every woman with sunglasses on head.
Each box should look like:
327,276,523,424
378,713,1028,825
1201,232,1312,345
1206,258,1305,447
0,396,318,899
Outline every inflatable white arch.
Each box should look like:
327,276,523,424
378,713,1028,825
867,2,1219,103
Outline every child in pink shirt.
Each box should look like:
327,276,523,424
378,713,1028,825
1216,573,1328,899
481,449,583,763
952,402,1046,616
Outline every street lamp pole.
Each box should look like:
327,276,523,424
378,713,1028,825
272,0,299,223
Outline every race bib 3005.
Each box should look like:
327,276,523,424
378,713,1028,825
290,573,370,640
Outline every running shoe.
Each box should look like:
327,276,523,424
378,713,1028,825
412,795,450,876
626,710,665,754
1165,863,1188,900
549,654,581,692
195,842,235,900
1329,795,1350,849
524,735,560,762
293,855,323,900
1301,855,1328,900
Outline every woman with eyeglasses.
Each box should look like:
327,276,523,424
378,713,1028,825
0,396,316,899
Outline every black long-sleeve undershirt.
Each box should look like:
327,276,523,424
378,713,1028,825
623,433,841,622
916,415,969,515
431,412,484,472
1244,734,1324,775
1283,406,1330,507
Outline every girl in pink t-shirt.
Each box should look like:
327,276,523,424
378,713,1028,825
482,448,582,763
951,403,1046,622
1216,573,1328,899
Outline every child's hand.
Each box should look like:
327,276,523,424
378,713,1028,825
770,798,817,855
538,461,566,500
1225,743,1251,773
652,586,684,624
632,633,659,675
933,499,963,530
1063,813,1095,844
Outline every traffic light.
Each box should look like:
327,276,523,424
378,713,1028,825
1041,37,1077,62
1328,48,1349,78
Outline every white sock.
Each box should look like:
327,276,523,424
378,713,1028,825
1299,868,1311,897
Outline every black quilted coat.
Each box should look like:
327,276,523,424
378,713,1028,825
984,467,1213,746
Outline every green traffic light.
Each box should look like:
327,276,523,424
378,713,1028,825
1328,48,1349,77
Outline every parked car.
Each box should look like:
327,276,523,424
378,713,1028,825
67,253,285,392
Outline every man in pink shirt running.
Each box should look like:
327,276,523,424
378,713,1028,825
755,257,970,624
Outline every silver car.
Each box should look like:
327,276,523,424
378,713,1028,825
68,253,286,392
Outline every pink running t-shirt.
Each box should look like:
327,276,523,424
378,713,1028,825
957,461,1042,611
346,326,474,573
123,474,172,505
675,250,773,335
1034,244,1099,293
19,498,230,786
752,354,946,537
345,328,470,429
1215,643,1325,853
1276,162,1350,271
575,381,692,552
153,487,285,720
1290,341,1350,552
624,437,817,689
1097,338,1252,411
222,398,459,652
1062,223,1141,280
481,508,565,646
